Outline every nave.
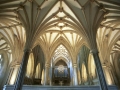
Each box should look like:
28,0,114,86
0,0,120,90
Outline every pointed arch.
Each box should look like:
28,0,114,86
50,38,72,59
76,43,90,56
52,44,72,63
0,50,9,85
32,45,45,76
53,57,69,67
77,45,90,72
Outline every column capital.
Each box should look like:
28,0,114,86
10,61,21,67
73,63,77,67
24,48,32,53
102,64,112,70
45,63,50,68
90,49,99,54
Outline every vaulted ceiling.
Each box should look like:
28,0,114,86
0,0,120,64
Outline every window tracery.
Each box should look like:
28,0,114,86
53,44,70,61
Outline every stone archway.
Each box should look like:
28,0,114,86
52,59,70,86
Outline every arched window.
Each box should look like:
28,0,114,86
35,63,40,79
82,64,87,82
88,54,96,79
53,44,71,62
77,69,81,84
26,53,34,78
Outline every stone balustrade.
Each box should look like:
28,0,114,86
3,85,118,90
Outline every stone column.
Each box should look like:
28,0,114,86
49,59,53,86
89,73,94,85
86,69,90,85
73,63,78,85
90,49,108,90
6,66,14,85
110,68,118,85
103,65,114,85
44,64,50,85
7,65,20,85
49,66,53,86
14,49,31,90
80,70,83,85
109,67,115,85
39,65,43,85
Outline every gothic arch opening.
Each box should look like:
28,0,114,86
51,44,72,86
23,45,45,85
88,53,98,85
53,59,70,86
82,64,87,84
0,51,9,86
32,45,45,85
24,53,34,85
0,0,120,90
77,45,99,85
